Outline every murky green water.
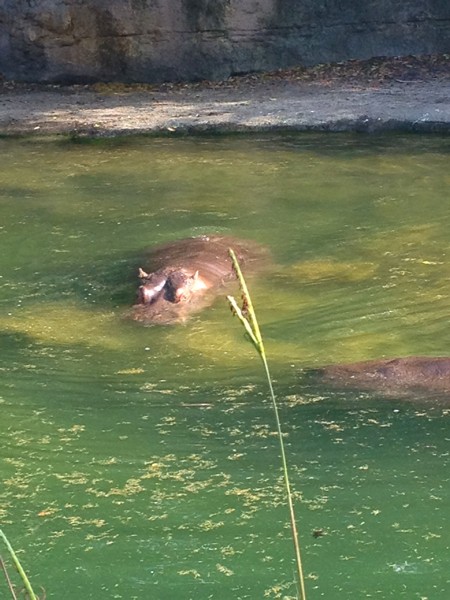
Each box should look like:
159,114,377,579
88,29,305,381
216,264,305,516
1,134,449,599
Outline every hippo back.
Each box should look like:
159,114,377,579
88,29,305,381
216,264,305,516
315,356,450,396
141,235,268,283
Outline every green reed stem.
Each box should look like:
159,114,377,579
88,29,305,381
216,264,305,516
0,530,38,600
0,556,18,599
227,249,307,600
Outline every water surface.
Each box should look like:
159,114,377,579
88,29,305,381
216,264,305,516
1,134,449,598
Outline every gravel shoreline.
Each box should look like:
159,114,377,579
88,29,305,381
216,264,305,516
1,57,450,136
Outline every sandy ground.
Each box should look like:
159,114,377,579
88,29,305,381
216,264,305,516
1,58,450,136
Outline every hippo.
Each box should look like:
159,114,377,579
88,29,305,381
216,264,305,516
137,267,203,305
314,356,450,397
130,235,269,325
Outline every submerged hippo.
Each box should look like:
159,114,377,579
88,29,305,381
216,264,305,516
315,356,450,397
130,235,269,325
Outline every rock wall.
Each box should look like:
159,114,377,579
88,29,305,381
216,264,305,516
1,0,450,83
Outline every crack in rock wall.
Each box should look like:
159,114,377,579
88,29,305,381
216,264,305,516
0,0,449,83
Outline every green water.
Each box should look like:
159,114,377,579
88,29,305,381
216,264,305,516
1,134,449,599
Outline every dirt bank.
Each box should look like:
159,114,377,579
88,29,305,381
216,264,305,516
1,55,450,136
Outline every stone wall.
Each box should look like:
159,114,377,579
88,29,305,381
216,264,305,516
1,0,449,83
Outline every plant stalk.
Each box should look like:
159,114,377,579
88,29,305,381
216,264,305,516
0,530,38,600
227,249,307,600
0,555,19,599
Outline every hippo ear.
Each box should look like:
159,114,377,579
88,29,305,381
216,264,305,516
138,267,149,279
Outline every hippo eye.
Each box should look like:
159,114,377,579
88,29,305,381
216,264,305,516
139,277,167,304
152,280,166,293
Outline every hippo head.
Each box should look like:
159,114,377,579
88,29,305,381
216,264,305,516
138,268,206,305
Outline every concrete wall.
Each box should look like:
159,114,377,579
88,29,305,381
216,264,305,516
1,0,450,84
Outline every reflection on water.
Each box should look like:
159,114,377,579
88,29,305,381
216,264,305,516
1,134,450,598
